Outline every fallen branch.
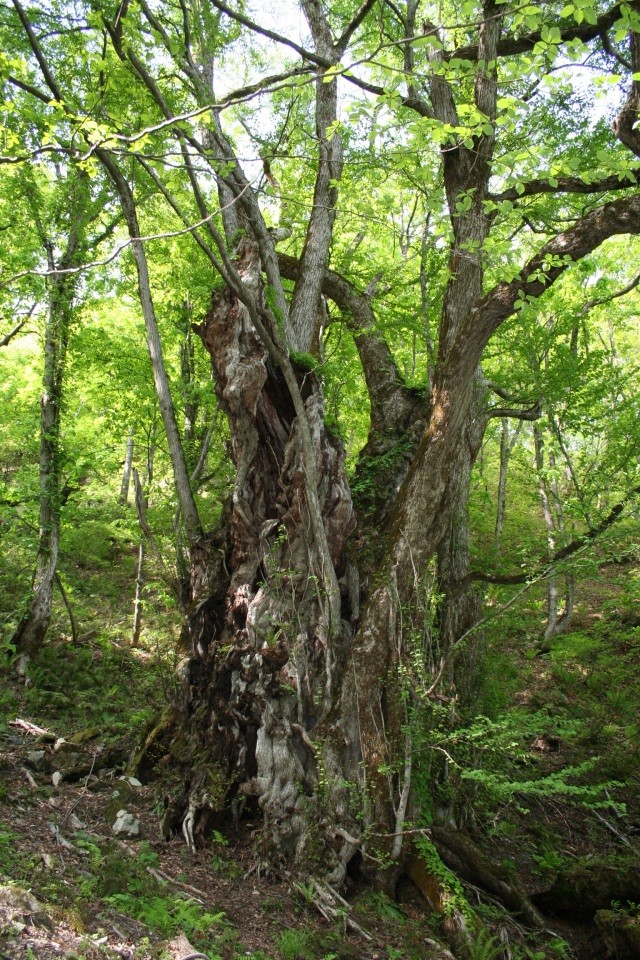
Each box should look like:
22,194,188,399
47,821,82,853
296,879,372,941
115,839,208,902
593,810,640,855
169,932,210,959
9,718,52,737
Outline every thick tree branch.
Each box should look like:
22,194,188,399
379,192,640,606
450,4,621,62
467,192,640,366
485,379,535,404
0,318,28,347
336,0,377,54
289,1,343,352
7,74,52,104
10,0,64,101
613,14,640,157
487,403,541,421
491,171,640,202
277,252,423,433
602,28,631,69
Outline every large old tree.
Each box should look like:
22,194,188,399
5,0,640,892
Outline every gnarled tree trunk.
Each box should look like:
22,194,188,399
169,241,356,878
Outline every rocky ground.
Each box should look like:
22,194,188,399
0,714,457,960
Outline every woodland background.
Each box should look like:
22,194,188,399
1,1,640,959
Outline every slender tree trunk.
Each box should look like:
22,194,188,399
132,542,146,647
131,432,159,644
55,572,78,644
534,425,560,640
548,449,574,635
119,426,135,505
12,226,82,667
495,419,510,554
97,150,203,545
495,418,524,554
180,302,198,461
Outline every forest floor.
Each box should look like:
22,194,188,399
1,557,640,960
0,637,456,960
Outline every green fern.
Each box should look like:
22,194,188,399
468,930,503,960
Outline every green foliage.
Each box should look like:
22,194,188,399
467,930,502,960
106,890,226,940
357,891,406,922
413,834,473,922
276,928,315,960
351,436,412,511
289,351,319,372
19,634,169,735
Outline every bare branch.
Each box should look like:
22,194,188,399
336,0,377,54
0,318,28,347
7,74,52,104
602,28,631,69
581,269,640,313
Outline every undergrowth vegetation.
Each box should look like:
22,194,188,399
1,431,639,960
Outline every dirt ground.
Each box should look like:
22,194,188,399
0,718,454,960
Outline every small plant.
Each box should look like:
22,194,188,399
106,890,227,939
386,948,406,960
413,834,473,922
533,847,564,873
468,930,502,960
608,899,640,921
276,927,315,960
358,890,406,921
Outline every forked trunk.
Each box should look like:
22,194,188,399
172,241,357,878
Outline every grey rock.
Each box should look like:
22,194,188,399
25,750,47,771
118,775,142,788
111,809,140,837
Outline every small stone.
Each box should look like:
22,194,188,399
118,775,142,788
111,809,140,837
52,771,63,787
25,751,47,771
